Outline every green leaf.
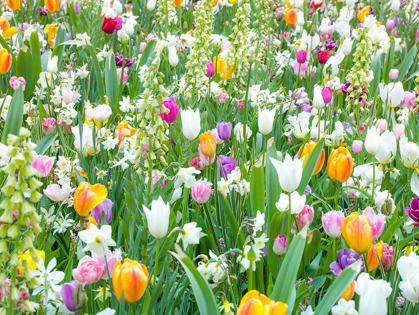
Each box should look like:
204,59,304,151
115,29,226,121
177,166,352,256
130,40,157,98
398,45,417,82
104,52,119,112
217,191,245,248
16,46,34,100
30,32,42,84
297,138,325,195
171,245,220,315
266,137,281,229
383,40,395,84
1,86,24,144
250,160,265,217
87,45,105,100
35,133,57,155
314,261,362,315
371,54,382,95
270,225,308,312
267,211,287,276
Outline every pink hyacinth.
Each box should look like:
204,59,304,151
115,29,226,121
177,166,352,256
219,91,228,104
42,118,56,135
273,235,287,255
237,99,244,110
363,207,386,240
191,179,213,204
72,256,107,284
32,155,55,177
9,76,26,91
292,205,314,233
322,210,344,238
381,243,393,271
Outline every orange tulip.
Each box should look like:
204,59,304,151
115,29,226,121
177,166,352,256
45,0,60,13
284,8,298,26
74,182,108,217
115,120,138,146
174,0,183,7
213,56,234,80
44,24,58,48
341,212,373,254
327,146,353,183
297,142,325,175
357,6,370,23
366,241,384,271
0,17,17,39
87,215,98,229
0,49,12,75
6,0,22,10
199,131,217,157
212,0,218,6
237,290,288,315
339,274,355,301
112,259,149,304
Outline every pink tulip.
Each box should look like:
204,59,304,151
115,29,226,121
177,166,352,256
32,155,55,177
381,243,393,270
321,87,332,104
62,91,76,104
363,207,386,240
293,205,314,232
296,50,308,64
191,179,213,204
43,183,72,202
291,60,308,78
389,69,399,80
72,256,106,284
160,97,179,124
352,140,363,154
386,20,395,30
9,76,26,91
375,119,388,133
394,124,405,139
273,235,287,255
117,67,128,85
92,105,112,123
42,118,56,135
322,210,344,238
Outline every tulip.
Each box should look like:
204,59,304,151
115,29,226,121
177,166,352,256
219,155,237,177
174,0,184,7
74,182,108,217
400,138,419,169
113,259,149,304
330,248,364,276
292,205,314,232
0,17,17,39
114,16,123,31
270,153,304,193
375,131,397,164
102,17,118,34
258,108,276,135
0,49,12,75
160,97,179,124
342,212,373,254
397,252,419,303
321,87,332,104
284,9,298,26
327,147,353,183
44,183,72,201
357,6,370,23
199,132,217,157
389,69,399,80
147,0,157,10
181,108,200,140
45,0,60,13
390,82,405,107
340,278,355,301
91,198,114,224
142,197,170,239
216,122,232,140
237,290,288,315
273,235,287,255
198,143,215,165
276,191,306,214
204,62,215,78
322,210,344,238
297,142,325,175
317,50,331,64
47,55,58,74
362,207,386,240
9,76,25,91
296,50,307,64
213,56,234,80
92,105,112,125
312,85,325,110
340,38,353,55
191,179,213,204
168,46,179,67
115,121,138,146
405,197,419,226
366,241,384,271
352,140,363,154
393,124,405,139
42,117,56,135
61,281,88,312
375,119,388,134
32,155,55,177
355,273,392,315
6,0,21,10
72,256,106,284
386,20,395,30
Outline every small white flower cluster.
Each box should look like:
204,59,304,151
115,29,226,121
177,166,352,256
197,250,228,284
217,167,250,196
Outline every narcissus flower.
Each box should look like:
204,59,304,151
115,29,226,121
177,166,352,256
199,131,217,157
0,49,12,75
0,17,17,38
297,142,325,175
112,259,149,304
341,212,373,254
45,0,60,13
74,182,108,217
327,147,353,183
237,290,288,315
18,250,45,273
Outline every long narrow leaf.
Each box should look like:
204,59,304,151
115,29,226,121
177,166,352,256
1,86,24,144
297,138,325,195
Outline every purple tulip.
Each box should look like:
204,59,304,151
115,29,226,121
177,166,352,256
330,248,364,276
160,97,180,124
405,197,419,226
218,155,237,177
39,7,48,16
296,50,307,64
91,199,114,224
61,281,87,312
74,5,80,15
216,122,232,140
115,54,133,68
205,62,215,78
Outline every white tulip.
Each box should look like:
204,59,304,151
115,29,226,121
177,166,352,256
375,131,397,164
276,191,306,214
355,273,392,315
270,153,304,193
258,107,276,135
389,82,404,107
143,197,170,239
181,108,200,140
296,11,305,27
168,46,179,67
400,137,419,169
397,252,419,303
47,55,58,74
312,85,325,110
234,123,252,143
391,0,401,11
341,38,353,55
364,126,380,156
147,0,157,11
323,57,339,77
92,105,112,123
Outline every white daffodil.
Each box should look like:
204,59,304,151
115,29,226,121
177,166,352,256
78,224,116,258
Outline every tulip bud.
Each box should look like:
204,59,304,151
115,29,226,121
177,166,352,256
365,126,380,156
160,97,179,124
386,20,395,29
181,108,201,140
258,107,276,135
0,48,12,75
61,281,88,312
284,9,298,26
168,46,179,67
216,122,232,140
147,0,157,11
296,50,307,64
389,68,399,80
317,50,331,64
45,0,60,13
321,87,332,104
47,55,58,74
352,140,363,154
375,119,388,134
273,235,287,255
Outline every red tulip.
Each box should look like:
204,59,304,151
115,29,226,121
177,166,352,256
102,17,117,34
317,50,331,64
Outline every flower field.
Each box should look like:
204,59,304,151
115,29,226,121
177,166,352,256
1,0,419,314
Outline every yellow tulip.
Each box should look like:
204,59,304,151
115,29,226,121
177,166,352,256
44,24,58,48
0,17,17,39
74,182,108,217
341,212,373,254
199,131,217,157
0,49,12,75
327,147,353,183
297,142,325,175
358,6,370,23
237,290,288,315
87,215,98,229
45,0,60,13
213,56,234,80
284,8,298,26
366,241,384,271
6,0,22,10
112,259,149,304
18,250,45,274
340,277,355,301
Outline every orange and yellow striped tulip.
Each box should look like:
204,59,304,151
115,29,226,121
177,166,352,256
199,131,217,157
284,8,298,26
297,141,325,175
6,0,22,10
237,290,288,315
213,56,234,80
112,259,149,304
0,17,17,39
357,6,370,23
74,182,108,217
174,0,183,7
366,241,384,271
115,120,138,146
341,212,373,254
340,278,355,301
44,24,58,48
45,0,60,13
0,49,12,75
327,147,353,183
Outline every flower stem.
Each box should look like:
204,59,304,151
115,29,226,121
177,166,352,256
154,239,160,287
